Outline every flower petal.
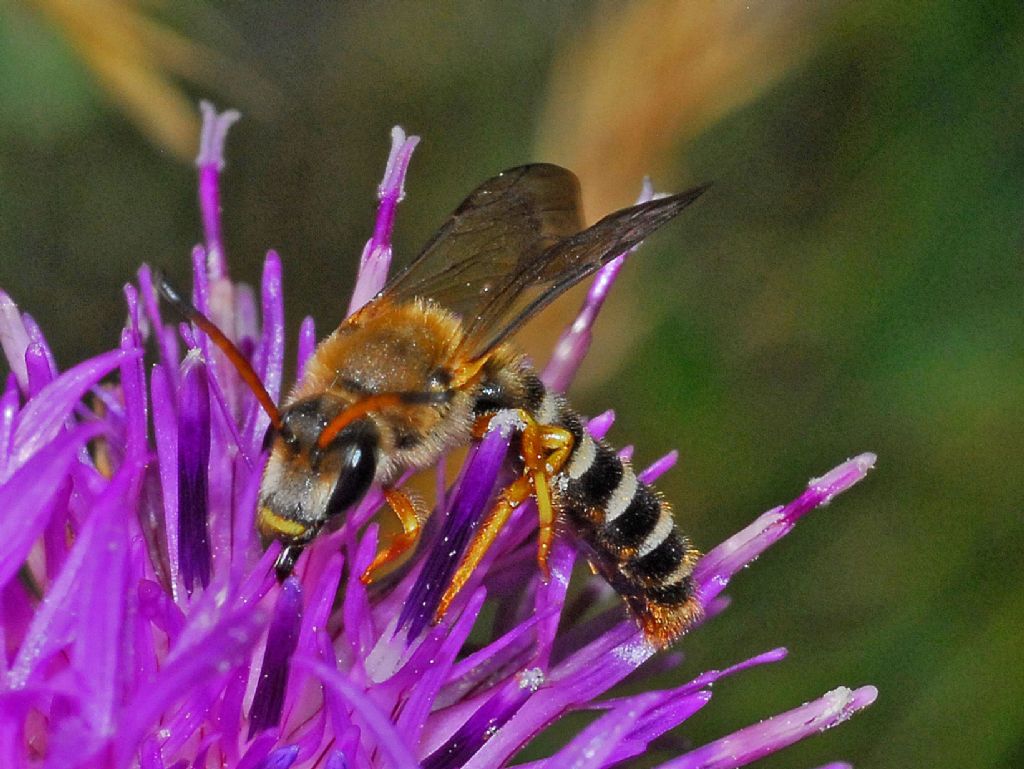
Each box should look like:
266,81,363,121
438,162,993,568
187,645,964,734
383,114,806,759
196,101,241,273
9,347,132,474
255,745,299,769
294,658,421,769
0,424,100,592
639,449,678,484
119,322,149,462
532,534,577,663
0,373,19,475
655,685,878,769
398,588,487,749
0,291,31,392
423,668,539,769
695,453,876,606
243,251,285,453
177,354,212,593
348,126,420,314
115,603,268,768
208,667,247,764
342,527,380,664
540,692,661,769
234,282,259,349
586,409,615,440
236,732,278,769
296,315,316,374
595,650,789,767
600,692,712,768
22,313,58,378
454,623,652,769
137,264,182,381
66,462,141,737
24,342,54,396
150,364,181,598
6,452,134,698
436,608,550,712
248,577,304,737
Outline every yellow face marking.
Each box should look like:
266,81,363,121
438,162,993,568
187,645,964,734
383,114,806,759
258,508,308,540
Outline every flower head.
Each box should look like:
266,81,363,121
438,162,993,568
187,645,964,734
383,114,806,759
0,104,875,768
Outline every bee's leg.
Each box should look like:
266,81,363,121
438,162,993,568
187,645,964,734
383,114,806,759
360,489,424,584
274,544,304,582
471,413,495,439
529,423,574,580
515,411,576,575
434,413,573,618
435,475,532,621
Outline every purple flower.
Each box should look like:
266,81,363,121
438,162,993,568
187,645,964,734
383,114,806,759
0,103,876,769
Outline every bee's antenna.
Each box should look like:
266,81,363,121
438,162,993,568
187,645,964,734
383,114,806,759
153,267,284,432
316,392,405,450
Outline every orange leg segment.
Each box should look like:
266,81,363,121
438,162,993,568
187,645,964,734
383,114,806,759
518,416,574,581
434,412,575,620
531,424,573,580
360,489,424,584
471,413,494,440
435,475,532,621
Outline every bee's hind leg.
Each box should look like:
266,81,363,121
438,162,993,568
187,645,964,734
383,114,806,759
527,420,574,580
434,413,574,620
434,474,532,621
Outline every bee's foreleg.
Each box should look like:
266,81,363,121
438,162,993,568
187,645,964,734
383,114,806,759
434,474,532,621
274,544,304,582
360,489,425,584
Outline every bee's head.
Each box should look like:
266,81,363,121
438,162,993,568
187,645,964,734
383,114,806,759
154,272,380,579
257,396,379,551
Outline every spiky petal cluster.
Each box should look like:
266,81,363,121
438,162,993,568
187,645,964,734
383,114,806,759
0,104,875,769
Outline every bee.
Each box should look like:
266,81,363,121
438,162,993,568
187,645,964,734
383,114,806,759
159,164,707,646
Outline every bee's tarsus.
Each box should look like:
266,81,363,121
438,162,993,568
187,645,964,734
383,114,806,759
274,545,302,582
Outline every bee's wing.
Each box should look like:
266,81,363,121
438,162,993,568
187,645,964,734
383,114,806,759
377,163,708,362
379,164,586,321
462,183,709,359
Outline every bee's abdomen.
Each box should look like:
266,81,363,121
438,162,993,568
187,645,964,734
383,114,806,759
532,386,701,647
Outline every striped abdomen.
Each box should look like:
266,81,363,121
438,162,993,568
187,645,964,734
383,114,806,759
525,378,702,647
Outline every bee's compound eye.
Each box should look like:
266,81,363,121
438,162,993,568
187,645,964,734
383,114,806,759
325,439,376,519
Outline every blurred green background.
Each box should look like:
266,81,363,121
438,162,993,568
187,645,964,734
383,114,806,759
1,2,1022,767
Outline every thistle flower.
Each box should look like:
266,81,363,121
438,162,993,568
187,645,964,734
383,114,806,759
0,103,876,769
